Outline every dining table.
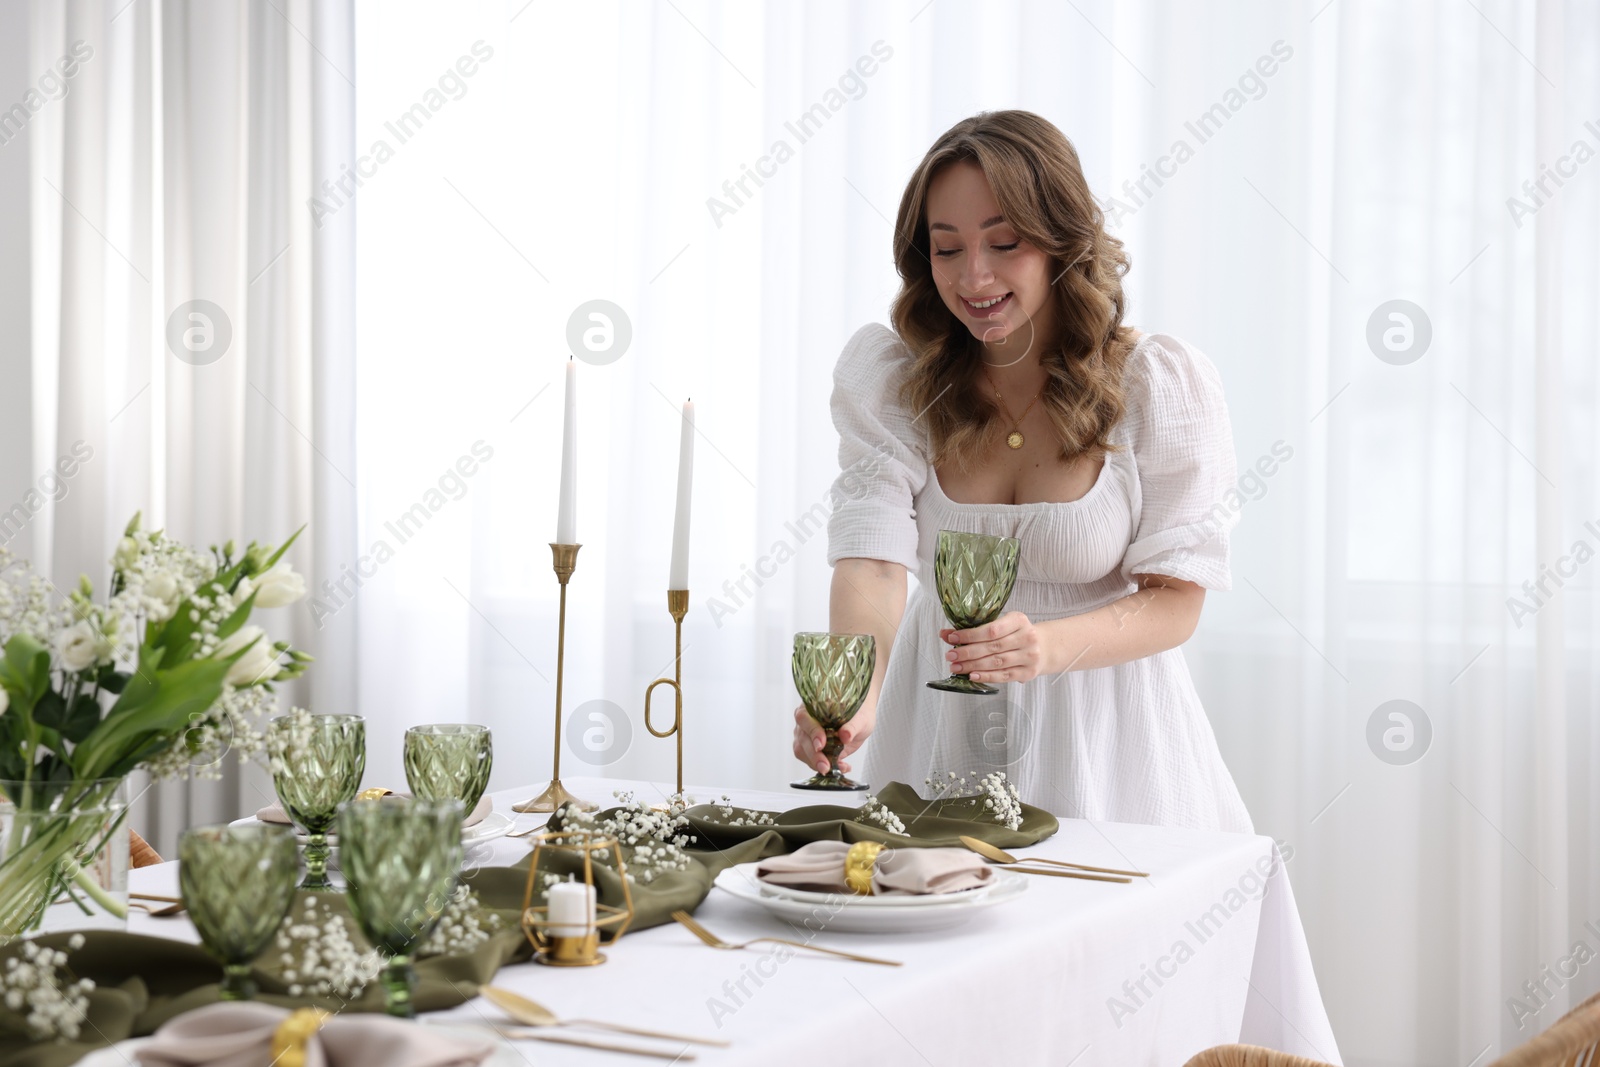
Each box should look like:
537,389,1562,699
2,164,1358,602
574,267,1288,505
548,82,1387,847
117,775,1343,1067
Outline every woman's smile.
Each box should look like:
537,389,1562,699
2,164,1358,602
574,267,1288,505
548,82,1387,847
961,292,1013,316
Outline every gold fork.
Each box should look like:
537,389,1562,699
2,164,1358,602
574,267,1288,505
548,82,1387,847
670,910,901,966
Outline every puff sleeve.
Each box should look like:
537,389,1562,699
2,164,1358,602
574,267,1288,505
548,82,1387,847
1118,334,1239,590
825,323,930,574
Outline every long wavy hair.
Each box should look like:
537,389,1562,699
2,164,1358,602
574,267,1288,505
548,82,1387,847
891,110,1137,471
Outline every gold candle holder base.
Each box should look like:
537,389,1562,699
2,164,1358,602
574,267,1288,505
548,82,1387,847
532,931,605,967
513,779,595,814
644,589,689,797
512,543,597,814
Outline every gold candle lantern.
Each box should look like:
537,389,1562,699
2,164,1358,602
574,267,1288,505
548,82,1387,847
520,828,634,967
643,589,689,796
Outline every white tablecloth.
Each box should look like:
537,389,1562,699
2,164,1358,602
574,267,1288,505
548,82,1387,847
129,777,1341,1067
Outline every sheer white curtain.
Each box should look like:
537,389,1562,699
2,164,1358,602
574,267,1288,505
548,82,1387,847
350,0,1588,1063
0,0,358,855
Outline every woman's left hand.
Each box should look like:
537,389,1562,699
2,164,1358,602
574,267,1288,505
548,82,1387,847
942,611,1047,684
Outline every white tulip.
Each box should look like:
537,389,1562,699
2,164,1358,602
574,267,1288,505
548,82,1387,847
55,621,111,673
215,625,280,687
112,536,140,572
238,562,306,609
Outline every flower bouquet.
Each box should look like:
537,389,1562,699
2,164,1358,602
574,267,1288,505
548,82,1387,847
0,513,310,940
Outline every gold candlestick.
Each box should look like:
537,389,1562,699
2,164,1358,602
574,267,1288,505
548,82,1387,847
643,589,689,797
513,544,597,813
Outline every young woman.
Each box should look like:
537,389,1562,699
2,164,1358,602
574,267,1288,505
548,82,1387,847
792,110,1252,833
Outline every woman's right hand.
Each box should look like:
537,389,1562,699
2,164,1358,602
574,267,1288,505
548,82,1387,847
792,704,875,775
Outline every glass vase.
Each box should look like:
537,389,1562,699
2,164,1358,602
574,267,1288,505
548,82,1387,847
0,777,131,942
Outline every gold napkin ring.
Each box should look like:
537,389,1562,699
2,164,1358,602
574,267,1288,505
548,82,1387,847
356,787,394,801
270,1007,329,1067
844,841,886,896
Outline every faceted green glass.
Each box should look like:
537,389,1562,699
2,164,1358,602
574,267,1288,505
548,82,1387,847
178,823,298,1000
338,797,464,1018
270,713,366,890
791,632,876,792
403,724,493,812
929,530,1021,695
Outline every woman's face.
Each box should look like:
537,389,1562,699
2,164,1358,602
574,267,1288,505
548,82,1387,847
925,160,1056,361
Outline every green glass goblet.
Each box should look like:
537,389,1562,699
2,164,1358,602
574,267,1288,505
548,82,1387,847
791,632,876,791
403,724,493,812
928,529,1022,695
178,823,298,1000
269,713,366,890
338,796,464,1018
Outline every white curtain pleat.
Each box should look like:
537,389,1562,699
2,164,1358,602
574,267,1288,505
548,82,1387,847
15,0,354,856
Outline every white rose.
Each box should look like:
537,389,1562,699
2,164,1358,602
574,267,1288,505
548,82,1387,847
0,686,9,714
215,625,280,686
238,562,307,609
144,571,183,622
55,621,111,673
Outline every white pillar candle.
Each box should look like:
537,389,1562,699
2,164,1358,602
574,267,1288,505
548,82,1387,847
547,880,595,938
668,399,694,590
556,358,578,545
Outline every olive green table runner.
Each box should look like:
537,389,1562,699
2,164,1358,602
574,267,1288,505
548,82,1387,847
0,783,1056,1066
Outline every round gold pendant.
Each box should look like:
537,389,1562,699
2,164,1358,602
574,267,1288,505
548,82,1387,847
1006,431,1024,450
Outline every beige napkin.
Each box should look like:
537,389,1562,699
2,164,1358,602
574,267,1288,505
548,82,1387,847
134,1002,495,1067
756,840,996,895
256,792,493,828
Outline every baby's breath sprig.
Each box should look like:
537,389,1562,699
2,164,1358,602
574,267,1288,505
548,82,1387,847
0,934,94,1041
854,794,907,836
273,895,381,998
710,795,778,829
923,770,1025,832
418,884,504,957
554,791,698,885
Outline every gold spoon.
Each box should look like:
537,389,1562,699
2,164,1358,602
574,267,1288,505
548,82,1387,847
129,899,187,917
959,835,1148,878
480,985,730,1047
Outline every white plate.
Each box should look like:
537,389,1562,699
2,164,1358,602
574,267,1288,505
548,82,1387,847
714,861,1027,933
752,871,998,908
227,809,514,847
75,1025,528,1067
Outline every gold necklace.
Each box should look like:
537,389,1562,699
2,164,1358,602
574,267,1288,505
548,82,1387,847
984,371,1043,450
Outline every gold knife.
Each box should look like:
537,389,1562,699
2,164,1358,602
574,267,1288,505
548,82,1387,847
1006,866,1131,884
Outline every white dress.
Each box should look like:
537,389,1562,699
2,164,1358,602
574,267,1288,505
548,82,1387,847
826,323,1253,834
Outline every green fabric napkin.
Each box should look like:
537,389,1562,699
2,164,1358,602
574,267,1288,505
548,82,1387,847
0,781,1056,1067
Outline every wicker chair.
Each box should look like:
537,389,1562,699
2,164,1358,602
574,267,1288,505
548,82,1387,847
129,829,162,867
1183,991,1600,1067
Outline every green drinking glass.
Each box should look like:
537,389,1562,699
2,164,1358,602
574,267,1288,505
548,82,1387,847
791,632,876,792
928,529,1022,695
403,724,493,812
269,713,366,890
338,796,464,1018
178,823,298,1000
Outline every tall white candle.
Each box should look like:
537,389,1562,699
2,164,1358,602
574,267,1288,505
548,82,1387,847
547,880,595,938
556,358,577,544
669,399,694,590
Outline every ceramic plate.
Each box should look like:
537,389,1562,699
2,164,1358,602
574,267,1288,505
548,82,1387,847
76,1026,528,1067
737,867,1000,908
714,861,1026,933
